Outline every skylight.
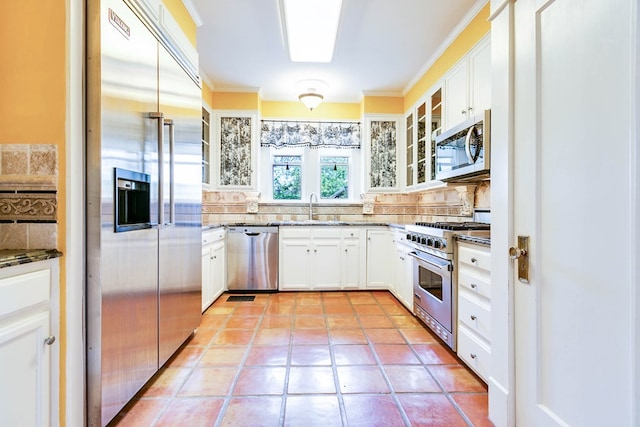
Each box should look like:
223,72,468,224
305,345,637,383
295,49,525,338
282,0,342,63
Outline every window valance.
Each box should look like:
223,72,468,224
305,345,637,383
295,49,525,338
260,120,361,149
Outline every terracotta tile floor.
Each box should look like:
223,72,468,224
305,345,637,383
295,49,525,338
110,291,490,427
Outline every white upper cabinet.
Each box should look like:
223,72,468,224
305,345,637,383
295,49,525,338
444,36,491,130
404,84,442,189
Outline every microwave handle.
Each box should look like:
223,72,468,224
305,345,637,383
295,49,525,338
464,126,475,164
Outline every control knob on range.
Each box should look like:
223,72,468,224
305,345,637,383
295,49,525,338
426,238,434,247
420,237,427,245
433,239,442,249
440,240,447,249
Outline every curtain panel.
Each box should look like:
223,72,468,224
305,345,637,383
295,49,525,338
260,120,361,149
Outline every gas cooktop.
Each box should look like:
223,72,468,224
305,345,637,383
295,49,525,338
404,222,491,259
414,222,490,231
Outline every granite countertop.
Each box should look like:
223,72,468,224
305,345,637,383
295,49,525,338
0,249,63,269
206,221,398,228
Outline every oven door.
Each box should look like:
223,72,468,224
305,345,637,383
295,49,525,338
409,250,455,348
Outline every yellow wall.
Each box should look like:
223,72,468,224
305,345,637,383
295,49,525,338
362,96,404,115
202,81,214,107
0,2,66,146
211,92,262,111
0,1,67,424
261,100,361,120
162,0,197,47
404,3,490,110
205,91,402,119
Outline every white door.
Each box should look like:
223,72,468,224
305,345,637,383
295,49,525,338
511,0,636,425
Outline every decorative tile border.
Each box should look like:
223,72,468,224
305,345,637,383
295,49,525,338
0,144,58,249
0,192,57,221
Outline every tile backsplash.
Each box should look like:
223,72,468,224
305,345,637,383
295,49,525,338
0,144,58,249
203,181,491,225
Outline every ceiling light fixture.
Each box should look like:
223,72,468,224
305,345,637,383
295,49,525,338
297,80,328,111
299,93,324,111
282,0,342,62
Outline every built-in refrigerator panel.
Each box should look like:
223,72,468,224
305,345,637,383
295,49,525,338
157,44,202,366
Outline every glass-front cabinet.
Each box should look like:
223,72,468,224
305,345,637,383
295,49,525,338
405,84,442,189
201,107,211,185
430,88,442,181
405,114,414,187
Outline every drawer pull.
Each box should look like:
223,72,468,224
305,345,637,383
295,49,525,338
470,283,478,290
470,257,477,263
470,315,477,321
470,353,477,359
44,336,56,346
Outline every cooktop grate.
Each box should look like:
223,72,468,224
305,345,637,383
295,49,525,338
226,295,256,302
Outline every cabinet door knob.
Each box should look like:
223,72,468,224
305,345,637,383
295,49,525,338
470,315,477,321
470,353,477,359
461,110,467,114
470,257,477,263
345,249,348,253
44,336,56,346
470,283,478,289
306,249,310,253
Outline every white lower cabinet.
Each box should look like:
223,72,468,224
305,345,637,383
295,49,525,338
456,241,491,382
202,227,226,311
0,261,55,427
393,238,414,311
365,228,395,289
279,227,363,290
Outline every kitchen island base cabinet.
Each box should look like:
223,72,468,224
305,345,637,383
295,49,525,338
456,240,491,383
279,227,363,291
0,261,57,427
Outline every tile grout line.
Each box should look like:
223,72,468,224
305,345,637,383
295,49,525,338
119,290,489,426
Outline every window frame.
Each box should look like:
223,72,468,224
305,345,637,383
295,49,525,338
260,145,361,203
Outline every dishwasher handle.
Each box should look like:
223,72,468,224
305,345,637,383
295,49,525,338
245,232,262,237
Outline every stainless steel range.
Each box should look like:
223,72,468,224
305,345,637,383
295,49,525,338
404,222,490,350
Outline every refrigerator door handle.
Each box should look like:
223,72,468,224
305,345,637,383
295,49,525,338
164,118,175,226
148,112,165,225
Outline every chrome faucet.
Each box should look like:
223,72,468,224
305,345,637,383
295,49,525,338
309,192,318,220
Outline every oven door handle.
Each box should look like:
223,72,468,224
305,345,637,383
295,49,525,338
408,251,449,272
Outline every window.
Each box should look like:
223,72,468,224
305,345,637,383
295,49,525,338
320,156,349,199
261,147,361,202
273,155,302,200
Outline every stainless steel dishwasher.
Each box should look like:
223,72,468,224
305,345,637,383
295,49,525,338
226,226,279,291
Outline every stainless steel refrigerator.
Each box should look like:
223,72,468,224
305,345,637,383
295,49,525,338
86,1,202,425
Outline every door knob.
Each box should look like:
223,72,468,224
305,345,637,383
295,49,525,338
510,236,530,283
44,336,56,346
508,247,526,259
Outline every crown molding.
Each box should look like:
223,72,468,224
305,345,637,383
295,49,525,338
181,0,203,27
403,0,489,96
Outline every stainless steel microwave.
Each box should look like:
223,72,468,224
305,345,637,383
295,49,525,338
435,109,490,182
